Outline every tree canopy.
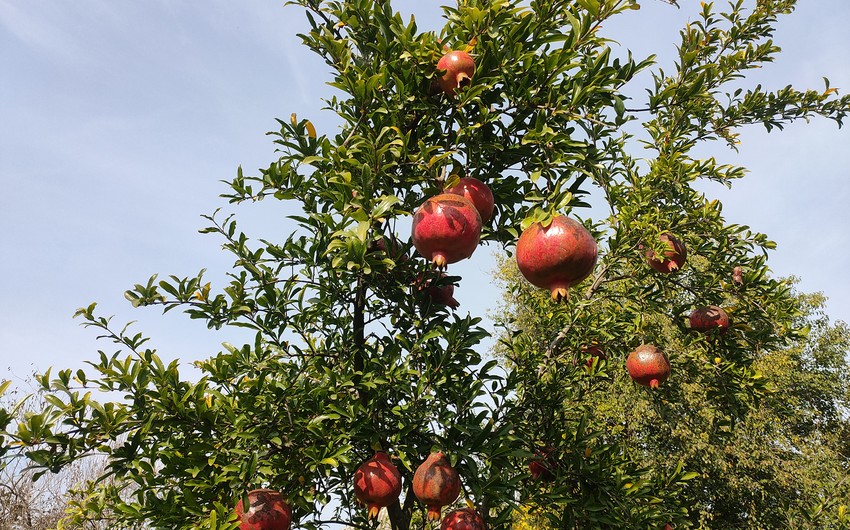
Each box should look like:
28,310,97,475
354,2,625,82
1,1,848,529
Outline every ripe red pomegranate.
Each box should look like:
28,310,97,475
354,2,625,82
626,344,670,389
582,344,606,368
437,51,475,96
412,194,482,269
353,452,403,519
644,233,687,273
415,273,459,309
689,305,730,334
441,508,487,530
663,524,673,530
234,489,292,530
515,215,598,302
529,448,555,481
444,177,495,223
413,452,461,520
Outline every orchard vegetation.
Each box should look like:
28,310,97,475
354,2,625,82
1,0,849,529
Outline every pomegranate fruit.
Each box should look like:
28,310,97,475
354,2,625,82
515,215,598,302
413,452,461,520
644,233,687,273
234,489,292,530
412,194,482,269
444,177,495,223
732,266,744,286
626,344,670,389
441,508,487,530
689,305,730,334
529,448,555,481
369,236,408,263
353,451,403,519
415,273,459,309
437,50,475,96
582,344,606,368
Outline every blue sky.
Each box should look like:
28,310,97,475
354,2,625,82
1,1,848,382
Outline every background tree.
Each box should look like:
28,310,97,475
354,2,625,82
0,0,848,529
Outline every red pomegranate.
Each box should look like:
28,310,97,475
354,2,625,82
444,177,495,223
529,448,555,481
689,305,730,334
626,344,670,389
437,51,475,96
413,452,462,520
415,273,459,309
582,344,606,368
412,194,482,269
644,233,687,273
234,489,292,530
441,508,487,530
353,452,403,519
515,215,598,302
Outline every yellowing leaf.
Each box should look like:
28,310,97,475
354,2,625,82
290,113,297,125
305,120,317,138
465,498,475,509
464,36,478,53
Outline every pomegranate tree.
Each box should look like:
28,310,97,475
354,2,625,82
689,305,730,333
626,344,670,389
353,452,403,519
444,177,495,223
515,215,598,302
234,489,292,530
644,232,687,273
413,452,461,520
441,508,487,530
412,194,482,268
437,50,475,96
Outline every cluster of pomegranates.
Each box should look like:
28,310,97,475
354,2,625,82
234,452,485,529
352,450,485,528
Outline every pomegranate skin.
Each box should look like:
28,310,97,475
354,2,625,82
626,344,670,389
353,452,403,519
437,51,475,96
412,194,482,269
234,489,292,530
413,452,461,521
444,177,495,223
689,305,730,334
644,233,687,273
515,215,598,302
441,508,487,530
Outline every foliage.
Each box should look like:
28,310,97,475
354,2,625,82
1,0,848,529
